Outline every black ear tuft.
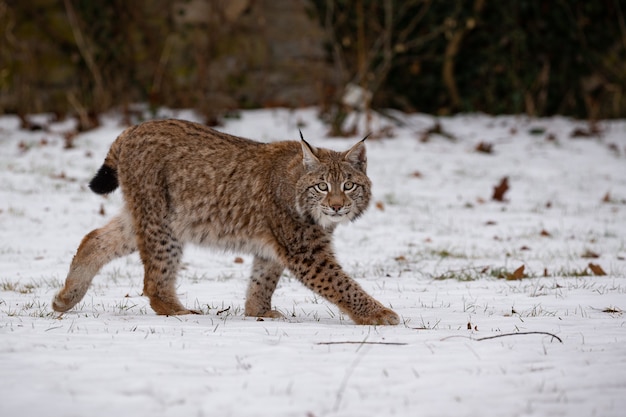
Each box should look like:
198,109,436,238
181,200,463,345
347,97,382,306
344,139,367,172
89,165,119,194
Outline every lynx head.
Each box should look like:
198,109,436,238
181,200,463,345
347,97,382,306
295,132,372,229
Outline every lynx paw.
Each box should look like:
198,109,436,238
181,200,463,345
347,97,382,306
353,307,400,326
261,309,285,319
245,309,285,320
149,297,199,316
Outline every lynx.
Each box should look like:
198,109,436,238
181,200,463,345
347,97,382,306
52,119,399,325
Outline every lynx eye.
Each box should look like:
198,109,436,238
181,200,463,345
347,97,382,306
343,181,355,191
315,182,329,192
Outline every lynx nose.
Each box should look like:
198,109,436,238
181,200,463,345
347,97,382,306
330,204,343,213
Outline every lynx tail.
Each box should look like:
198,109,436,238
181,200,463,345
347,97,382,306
89,164,118,194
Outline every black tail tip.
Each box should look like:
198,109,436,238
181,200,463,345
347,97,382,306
89,165,118,194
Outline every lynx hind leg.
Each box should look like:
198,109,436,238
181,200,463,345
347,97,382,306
135,223,197,316
52,213,137,313
244,256,285,319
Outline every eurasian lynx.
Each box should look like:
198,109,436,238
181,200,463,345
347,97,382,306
52,119,399,325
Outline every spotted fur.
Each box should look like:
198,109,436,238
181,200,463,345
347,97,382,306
52,119,399,325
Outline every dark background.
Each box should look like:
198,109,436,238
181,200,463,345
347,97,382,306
1,0,624,130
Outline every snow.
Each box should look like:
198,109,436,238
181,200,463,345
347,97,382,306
1,108,626,417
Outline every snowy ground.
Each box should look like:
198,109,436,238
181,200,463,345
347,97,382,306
1,108,625,417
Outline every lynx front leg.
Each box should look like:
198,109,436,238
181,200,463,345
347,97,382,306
284,250,399,325
53,213,136,312
244,256,285,319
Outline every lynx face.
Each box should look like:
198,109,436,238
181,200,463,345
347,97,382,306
296,138,371,229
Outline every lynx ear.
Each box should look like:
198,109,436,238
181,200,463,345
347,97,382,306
299,130,320,169
344,134,369,172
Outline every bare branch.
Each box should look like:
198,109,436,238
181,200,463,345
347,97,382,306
317,341,408,346
441,331,563,343
63,0,107,111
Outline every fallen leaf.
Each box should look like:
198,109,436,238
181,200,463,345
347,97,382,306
475,142,493,154
394,255,407,262
410,171,423,178
99,204,106,216
234,257,244,264
582,250,600,259
492,177,509,202
467,322,472,330
543,268,549,277
602,192,611,203
520,246,531,251
506,265,526,280
485,220,497,226
540,229,551,237
64,131,78,149
608,143,620,155
588,263,606,276
375,201,385,211
570,123,602,138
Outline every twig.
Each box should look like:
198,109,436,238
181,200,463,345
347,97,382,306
63,0,106,110
317,341,408,346
441,331,563,343
216,306,231,315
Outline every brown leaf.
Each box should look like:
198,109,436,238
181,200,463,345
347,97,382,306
506,265,526,280
602,192,611,203
492,177,509,202
475,142,493,154
375,201,385,211
588,263,606,276
63,131,78,149
570,123,602,139
99,204,106,216
540,229,551,237
520,246,531,251
582,249,600,259
467,322,472,330
234,257,244,264
410,171,423,178
485,220,497,226
394,255,407,262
